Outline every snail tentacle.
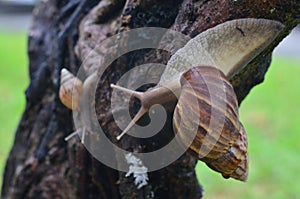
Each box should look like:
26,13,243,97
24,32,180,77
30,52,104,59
111,83,149,140
110,84,143,98
111,83,178,140
64,129,80,141
81,127,86,144
116,107,148,140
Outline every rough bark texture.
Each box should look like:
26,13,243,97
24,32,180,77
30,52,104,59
1,0,299,199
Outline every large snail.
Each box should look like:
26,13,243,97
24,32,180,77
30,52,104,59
59,18,284,181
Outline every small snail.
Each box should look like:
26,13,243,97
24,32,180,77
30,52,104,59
59,69,98,143
110,18,283,181
59,68,83,111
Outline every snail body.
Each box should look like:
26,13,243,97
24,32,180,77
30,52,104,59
158,18,284,89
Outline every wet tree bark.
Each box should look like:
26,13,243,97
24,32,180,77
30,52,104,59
1,0,299,198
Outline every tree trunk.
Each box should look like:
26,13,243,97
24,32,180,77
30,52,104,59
1,0,299,198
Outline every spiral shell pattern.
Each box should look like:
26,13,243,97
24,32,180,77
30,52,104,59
173,66,248,181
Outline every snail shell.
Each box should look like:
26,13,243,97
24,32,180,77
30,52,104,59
59,68,83,111
173,66,248,181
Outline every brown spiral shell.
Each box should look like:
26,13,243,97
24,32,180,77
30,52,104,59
173,66,248,181
59,68,83,111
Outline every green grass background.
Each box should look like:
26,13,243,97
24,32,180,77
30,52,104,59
0,31,299,198
0,31,28,193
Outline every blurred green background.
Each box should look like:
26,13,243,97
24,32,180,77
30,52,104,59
0,20,299,198
0,31,29,193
